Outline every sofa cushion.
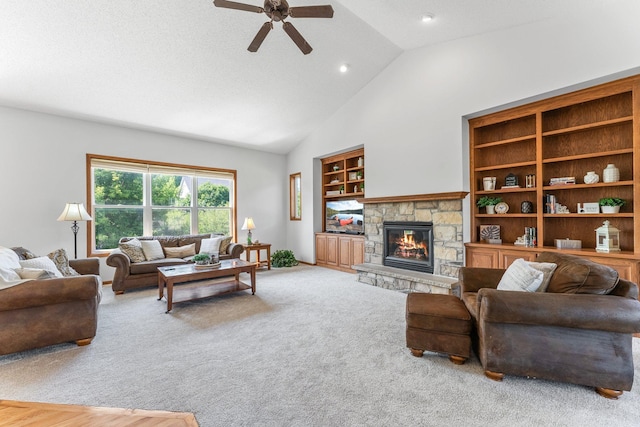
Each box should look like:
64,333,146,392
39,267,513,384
119,238,146,263
129,258,188,275
141,240,165,261
164,243,196,258
47,248,80,277
497,258,544,292
537,252,619,294
11,247,37,260
19,256,64,278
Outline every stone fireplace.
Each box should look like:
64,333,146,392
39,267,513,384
353,192,467,294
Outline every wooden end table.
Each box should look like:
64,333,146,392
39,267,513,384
244,243,271,270
157,259,256,313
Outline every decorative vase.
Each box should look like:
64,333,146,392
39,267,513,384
486,205,496,214
603,164,620,183
521,201,533,214
583,171,599,184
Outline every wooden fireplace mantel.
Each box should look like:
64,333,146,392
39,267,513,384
357,191,468,204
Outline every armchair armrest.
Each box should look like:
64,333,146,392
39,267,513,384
478,288,640,334
0,276,101,312
69,257,100,276
459,267,504,293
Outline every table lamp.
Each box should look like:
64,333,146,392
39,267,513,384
241,217,255,245
57,202,92,258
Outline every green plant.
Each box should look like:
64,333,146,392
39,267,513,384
476,196,502,208
599,197,626,207
271,249,299,268
193,253,211,263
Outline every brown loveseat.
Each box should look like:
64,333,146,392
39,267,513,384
106,233,244,294
0,249,102,356
459,251,640,399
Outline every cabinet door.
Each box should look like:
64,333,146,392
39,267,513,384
499,250,537,269
326,235,338,266
352,237,365,266
466,246,499,268
338,236,352,269
315,234,327,264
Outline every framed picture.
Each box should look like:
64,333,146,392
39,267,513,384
479,224,500,241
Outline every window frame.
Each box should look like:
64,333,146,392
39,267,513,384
86,154,237,256
289,172,302,221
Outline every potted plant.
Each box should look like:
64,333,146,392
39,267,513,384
333,164,340,171
356,170,363,179
599,197,625,214
193,253,211,265
271,249,299,268
476,196,502,214
339,184,344,194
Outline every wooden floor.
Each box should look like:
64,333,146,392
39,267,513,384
0,400,199,426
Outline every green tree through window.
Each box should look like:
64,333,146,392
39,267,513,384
90,156,235,251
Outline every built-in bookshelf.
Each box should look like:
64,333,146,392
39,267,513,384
466,75,640,283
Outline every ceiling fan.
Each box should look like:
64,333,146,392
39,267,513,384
213,0,334,55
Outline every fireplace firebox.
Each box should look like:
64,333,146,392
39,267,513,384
383,221,434,273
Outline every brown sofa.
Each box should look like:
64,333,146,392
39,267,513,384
106,233,244,294
459,251,640,399
0,252,102,356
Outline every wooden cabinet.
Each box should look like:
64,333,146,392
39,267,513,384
316,233,363,272
467,75,640,282
317,148,365,273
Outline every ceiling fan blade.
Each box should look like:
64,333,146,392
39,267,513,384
248,22,273,52
213,0,264,14
283,21,312,54
289,5,334,18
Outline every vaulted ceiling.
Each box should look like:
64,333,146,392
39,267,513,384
1,0,590,154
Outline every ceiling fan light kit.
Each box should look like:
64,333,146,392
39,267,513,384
213,0,334,54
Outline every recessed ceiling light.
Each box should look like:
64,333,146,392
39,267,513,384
339,64,350,73
421,14,434,23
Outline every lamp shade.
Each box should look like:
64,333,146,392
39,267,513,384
57,203,92,222
241,217,255,230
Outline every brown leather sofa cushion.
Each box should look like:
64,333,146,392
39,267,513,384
537,252,619,294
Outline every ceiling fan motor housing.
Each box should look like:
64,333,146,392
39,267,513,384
264,0,289,21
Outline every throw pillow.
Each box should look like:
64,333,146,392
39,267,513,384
530,261,558,293
219,236,233,254
200,236,223,254
164,243,196,258
19,256,64,278
141,240,165,261
15,267,58,280
497,258,544,292
47,248,80,277
119,238,146,263
0,246,21,270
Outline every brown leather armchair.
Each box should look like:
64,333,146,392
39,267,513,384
0,256,102,356
459,251,640,399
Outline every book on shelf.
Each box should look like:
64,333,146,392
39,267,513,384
549,177,576,185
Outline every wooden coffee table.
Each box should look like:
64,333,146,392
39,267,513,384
157,259,256,313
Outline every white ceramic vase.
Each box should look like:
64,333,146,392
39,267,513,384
486,205,496,214
603,164,620,183
583,171,599,184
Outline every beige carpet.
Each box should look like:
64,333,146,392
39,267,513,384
1,264,639,426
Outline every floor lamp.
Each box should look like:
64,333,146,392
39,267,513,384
57,202,92,259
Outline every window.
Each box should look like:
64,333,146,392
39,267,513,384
290,172,301,220
88,155,236,253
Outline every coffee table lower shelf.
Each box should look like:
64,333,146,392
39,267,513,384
170,279,252,305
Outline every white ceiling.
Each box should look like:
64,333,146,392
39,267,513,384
1,0,592,154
